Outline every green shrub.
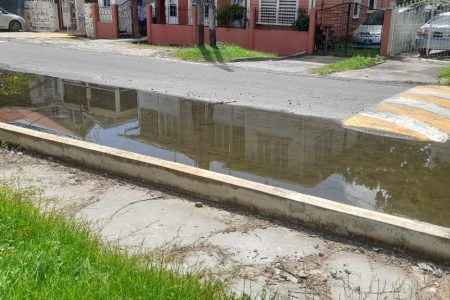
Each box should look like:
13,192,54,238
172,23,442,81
217,4,245,28
292,15,310,31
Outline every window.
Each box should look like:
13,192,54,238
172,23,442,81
103,0,111,6
169,0,177,17
259,0,297,26
368,0,377,11
353,0,361,19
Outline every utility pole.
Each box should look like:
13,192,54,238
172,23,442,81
197,0,205,47
209,0,217,47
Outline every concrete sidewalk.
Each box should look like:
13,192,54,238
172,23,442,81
0,146,448,299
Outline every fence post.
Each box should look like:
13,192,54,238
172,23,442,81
249,7,256,50
193,5,198,45
93,3,99,39
308,8,317,53
133,1,139,37
380,8,392,57
112,4,119,38
147,5,152,44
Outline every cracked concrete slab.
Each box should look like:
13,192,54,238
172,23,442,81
0,147,449,299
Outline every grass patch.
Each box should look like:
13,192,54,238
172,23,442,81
438,66,450,84
310,55,385,75
175,43,276,62
0,184,237,299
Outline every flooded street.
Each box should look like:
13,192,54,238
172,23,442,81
1,70,449,227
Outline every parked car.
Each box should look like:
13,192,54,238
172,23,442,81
353,10,385,47
416,12,450,55
0,7,26,32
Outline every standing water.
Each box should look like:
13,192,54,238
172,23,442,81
1,70,449,227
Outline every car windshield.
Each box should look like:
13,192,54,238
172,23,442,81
427,14,450,26
363,11,384,25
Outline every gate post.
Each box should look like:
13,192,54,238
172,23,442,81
344,3,352,56
112,4,119,38
93,3,99,39
380,8,392,56
249,7,256,50
193,5,199,45
308,8,317,53
147,5,153,44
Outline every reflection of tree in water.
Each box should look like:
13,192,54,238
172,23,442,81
338,137,450,227
0,72,41,106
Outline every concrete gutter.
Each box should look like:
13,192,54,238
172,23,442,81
1,122,449,263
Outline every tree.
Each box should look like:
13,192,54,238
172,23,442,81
197,0,205,47
208,0,217,47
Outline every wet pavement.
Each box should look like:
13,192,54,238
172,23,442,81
0,70,449,228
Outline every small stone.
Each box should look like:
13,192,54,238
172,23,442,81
372,247,382,252
358,248,365,254
355,286,360,292
298,272,308,279
194,202,203,208
330,270,338,278
344,269,352,275
280,273,287,280
318,252,324,257
417,262,436,272
289,276,299,284
253,249,258,253
433,269,443,278
314,244,319,249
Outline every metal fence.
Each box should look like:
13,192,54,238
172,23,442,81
388,2,450,57
216,8,248,28
316,3,384,56
153,7,192,25
99,6,113,23
118,0,133,37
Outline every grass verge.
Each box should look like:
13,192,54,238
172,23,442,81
310,55,385,75
438,66,450,84
175,43,276,62
0,184,236,299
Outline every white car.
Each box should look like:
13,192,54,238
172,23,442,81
416,12,450,55
0,7,26,32
353,10,384,47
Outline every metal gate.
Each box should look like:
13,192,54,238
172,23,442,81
118,0,134,37
387,1,450,58
316,3,385,56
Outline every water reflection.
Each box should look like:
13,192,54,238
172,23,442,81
1,71,449,227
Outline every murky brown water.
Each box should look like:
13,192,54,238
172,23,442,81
1,70,449,227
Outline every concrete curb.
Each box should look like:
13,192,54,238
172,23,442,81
1,122,449,263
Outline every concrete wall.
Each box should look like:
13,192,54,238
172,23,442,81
24,0,59,32
0,122,449,263
147,6,313,55
84,3,96,38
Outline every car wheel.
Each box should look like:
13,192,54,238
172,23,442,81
9,21,22,32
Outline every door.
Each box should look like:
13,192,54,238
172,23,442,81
165,0,178,24
0,8,10,29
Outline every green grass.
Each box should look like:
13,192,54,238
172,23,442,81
310,55,385,75
438,66,450,84
175,43,276,62
0,184,236,300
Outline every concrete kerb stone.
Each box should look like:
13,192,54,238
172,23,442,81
1,122,449,263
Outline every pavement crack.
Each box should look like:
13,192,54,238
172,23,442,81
109,196,165,220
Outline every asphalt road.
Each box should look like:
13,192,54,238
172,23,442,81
0,40,409,121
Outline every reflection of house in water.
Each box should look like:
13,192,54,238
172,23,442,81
24,77,138,139
137,91,363,186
